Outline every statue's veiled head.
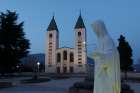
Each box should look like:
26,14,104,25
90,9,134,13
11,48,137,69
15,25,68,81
92,20,108,37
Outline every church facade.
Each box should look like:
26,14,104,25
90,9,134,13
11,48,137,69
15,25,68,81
45,15,87,73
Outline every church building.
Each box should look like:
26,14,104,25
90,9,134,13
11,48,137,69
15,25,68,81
45,14,87,73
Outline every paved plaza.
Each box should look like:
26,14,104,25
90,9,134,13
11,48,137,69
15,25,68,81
127,82,140,93
0,77,140,93
0,77,84,93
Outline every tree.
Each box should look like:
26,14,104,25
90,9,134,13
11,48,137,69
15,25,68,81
0,10,30,74
117,35,133,80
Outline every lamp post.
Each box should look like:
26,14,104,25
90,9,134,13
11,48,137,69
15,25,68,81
37,62,40,72
16,65,19,72
35,62,40,79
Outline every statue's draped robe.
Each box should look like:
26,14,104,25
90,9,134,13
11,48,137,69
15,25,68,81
93,21,121,93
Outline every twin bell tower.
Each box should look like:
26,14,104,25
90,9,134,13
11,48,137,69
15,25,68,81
45,14,87,73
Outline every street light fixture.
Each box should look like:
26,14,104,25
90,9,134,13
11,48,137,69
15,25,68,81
16,65,19,69
37,62,40,72
16,65,20,72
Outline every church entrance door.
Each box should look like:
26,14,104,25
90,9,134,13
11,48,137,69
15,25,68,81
63,67,67,73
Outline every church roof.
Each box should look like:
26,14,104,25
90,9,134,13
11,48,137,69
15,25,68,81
74,15,85,29
47,16,58,31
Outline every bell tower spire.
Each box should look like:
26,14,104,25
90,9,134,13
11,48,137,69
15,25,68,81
74,13,87,73
45,15,59,73
47,15,58,31
74,13,85,29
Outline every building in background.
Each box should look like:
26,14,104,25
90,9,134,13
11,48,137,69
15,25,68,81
45,14,87,73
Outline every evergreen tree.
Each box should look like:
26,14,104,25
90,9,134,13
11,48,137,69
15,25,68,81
0,10,30,74
117,35,133,80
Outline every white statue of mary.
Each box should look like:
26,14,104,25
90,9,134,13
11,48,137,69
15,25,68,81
92,20,121,93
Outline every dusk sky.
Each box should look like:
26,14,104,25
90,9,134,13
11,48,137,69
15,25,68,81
0,0,140,63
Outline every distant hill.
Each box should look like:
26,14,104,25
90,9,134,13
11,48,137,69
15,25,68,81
133,64,140,72
21,53,45,66
21,53,94,65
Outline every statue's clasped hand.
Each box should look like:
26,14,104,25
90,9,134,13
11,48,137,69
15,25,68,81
100,64,111,76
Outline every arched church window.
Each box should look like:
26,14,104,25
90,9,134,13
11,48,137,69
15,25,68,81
49,34,52,38
57,53,61,62
63,51,67,60
78,32,81,37
70,52,74,62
